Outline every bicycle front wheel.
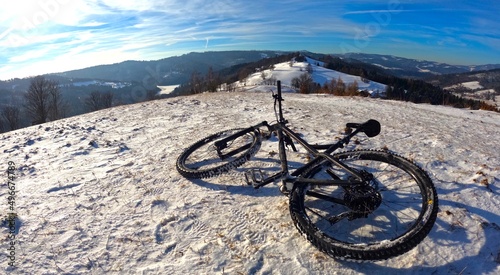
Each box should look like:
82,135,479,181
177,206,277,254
176,128,261,179
289,149,438,261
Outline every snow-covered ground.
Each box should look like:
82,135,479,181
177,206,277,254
444,81,499,110
1,91,499,274
158,85,180,95
70,80,131,89
445,81,484,91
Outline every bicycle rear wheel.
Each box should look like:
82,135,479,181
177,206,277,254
176,128,261,179
289,149,438,261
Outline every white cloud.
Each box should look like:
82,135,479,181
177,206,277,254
0,0,498,79
8,48,52,63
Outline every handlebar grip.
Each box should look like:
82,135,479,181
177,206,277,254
346,120,381,138
363,119,381,137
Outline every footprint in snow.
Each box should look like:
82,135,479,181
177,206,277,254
150,200,210,257
150,199,169,221
151,200,177,244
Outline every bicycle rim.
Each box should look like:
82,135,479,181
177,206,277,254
290,150,437,260
177,128,261,178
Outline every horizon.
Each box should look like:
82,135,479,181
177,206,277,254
1,0,499,80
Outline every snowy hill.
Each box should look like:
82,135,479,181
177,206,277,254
234,58,387,96
339,53,500,78
1,91,499,274
443,81,500,111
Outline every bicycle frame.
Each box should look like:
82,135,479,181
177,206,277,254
214,80,380,189
177,83,438,261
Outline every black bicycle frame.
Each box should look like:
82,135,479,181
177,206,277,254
214,80,378,189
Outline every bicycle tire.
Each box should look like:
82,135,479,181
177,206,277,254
176,128,261,179
289,149,438,261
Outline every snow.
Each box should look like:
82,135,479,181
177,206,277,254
373,63,402,71
477,89,496,95
238,59,387,95
158,85,180,95
416,65,440,75
461,81,484,90
70,80,131,89
446,81,484,91
416,66,432,73
1,90,499,274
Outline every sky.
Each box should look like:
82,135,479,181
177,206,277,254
0,0,499,80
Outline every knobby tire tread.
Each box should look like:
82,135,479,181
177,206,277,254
176,128,261,179
289,149,438,261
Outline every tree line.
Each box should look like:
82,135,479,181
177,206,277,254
317,55,499,112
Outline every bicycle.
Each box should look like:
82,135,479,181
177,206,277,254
176,81,438,261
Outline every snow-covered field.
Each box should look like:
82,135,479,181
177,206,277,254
1,91,499,274
158,85,180,95
444,81,499,110
235,59,387,95
446,81,484,91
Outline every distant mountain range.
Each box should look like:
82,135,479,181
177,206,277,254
3,51,499,94
2,50,499,131
337,53,500,79
2,50,499,112
0,51,286,117
53,51,284,87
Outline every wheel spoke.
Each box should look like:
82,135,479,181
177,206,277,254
176,128,261,178
306,190,346,205
290,150,438,260
184,131,255,169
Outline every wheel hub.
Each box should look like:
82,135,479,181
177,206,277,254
344,184,382,215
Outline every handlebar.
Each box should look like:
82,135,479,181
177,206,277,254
273,80,286,124
271,80,380,138
273,80,284,102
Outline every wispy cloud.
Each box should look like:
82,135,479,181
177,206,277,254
0,0,498,79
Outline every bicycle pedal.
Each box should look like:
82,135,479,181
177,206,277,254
244,169,267,185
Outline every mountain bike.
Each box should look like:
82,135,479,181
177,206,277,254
176,81,438,261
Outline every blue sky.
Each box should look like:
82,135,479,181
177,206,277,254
0,0,499,80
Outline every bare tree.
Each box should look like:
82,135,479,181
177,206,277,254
334,77,346,96
24,76,65,125
227,82,237,92
102,91,114,107
1,106,21,131
190,71,203,94
306,63,313,74
206,66,220,93
85,91,102,111
292,73,314,94
326,78,337,94
85,91,114,111
48,84,67,121
25,76,49,124
346,81,359,96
